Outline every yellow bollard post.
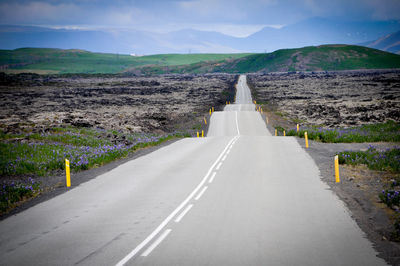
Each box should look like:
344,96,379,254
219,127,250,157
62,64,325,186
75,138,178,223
254,100,257,104
229,101,230,104
197,131,199,138
204,117,207,125
297,124,299,132
261,108,263,113
226,101,228,105
209,109,211,115
275,129,277,136
304,132,309,148
202,130,204,137
65,159,71,187
212,107,214,113
335,155,340,183
283,130,286,136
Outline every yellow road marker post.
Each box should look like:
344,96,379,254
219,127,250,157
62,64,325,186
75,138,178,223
204,117,207,125
229,101,230,104
65,159,71,187
226,101,228,105
275,129,277,136
297,124,299,132
209,109,211,115
197,132,199,138
304,132,309,148
202,130,204,137
335,155,340,183
212,107,214,113
283,130,286,136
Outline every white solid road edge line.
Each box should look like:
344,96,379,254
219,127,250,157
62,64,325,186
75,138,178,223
115,136,236,266
195,186,208,201
141,229,172,257
215,162,223,170
208,172,217,183
174,204,193,223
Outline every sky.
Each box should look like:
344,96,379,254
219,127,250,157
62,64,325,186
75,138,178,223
0,0,400,37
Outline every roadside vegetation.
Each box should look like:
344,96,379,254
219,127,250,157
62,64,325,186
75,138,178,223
0,126,190,213
0,178,40,213
0,127,190,176
284,121,400,143
338,146,400,173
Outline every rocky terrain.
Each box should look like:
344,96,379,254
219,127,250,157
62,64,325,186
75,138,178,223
0,73,237,135
248,69,400,128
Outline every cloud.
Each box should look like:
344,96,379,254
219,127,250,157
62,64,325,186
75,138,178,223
0,0,399,36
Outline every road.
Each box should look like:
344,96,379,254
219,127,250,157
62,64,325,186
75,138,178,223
0,75,386,265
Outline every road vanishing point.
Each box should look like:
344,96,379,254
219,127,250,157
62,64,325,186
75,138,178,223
0,75,387,265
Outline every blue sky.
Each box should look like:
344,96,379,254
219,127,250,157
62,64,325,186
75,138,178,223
1,0,400,37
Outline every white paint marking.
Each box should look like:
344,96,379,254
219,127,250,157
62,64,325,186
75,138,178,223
174,204,193,223
235,111,240,136
216,162,222,170
141,229,172,257
208,172,217,183
226,149,231,154
222,155,227,161
115,136,236,266
195,186,208,201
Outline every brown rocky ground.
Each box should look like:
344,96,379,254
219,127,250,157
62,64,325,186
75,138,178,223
0,73,237,135
248,69,400,129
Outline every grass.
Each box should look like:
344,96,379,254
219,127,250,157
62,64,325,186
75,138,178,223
133,45,400,74
2,45,400,74
286,121,400,143
0,126,192,213
0,178,41,213
0,48,251,74
0,127,190,176
338,146,400,173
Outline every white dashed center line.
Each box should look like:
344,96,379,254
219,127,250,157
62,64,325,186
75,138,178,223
195,186,208,201
174,204,193,223
141,229,172,257
208,172,217,183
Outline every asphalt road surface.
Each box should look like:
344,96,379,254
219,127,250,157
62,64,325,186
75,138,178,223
0,75,386,266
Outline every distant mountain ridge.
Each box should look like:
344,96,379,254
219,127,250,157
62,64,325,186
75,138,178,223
361,30,400,54
1,18,400,54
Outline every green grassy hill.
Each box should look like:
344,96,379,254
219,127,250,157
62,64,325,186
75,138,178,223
131,45,400,74
1,45,399,74
0,48,252,74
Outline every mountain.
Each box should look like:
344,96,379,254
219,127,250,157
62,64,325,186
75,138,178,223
244,18,400,52
0,25,242,55
1,18,400,54
361,30,400,54
128,45,400,74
